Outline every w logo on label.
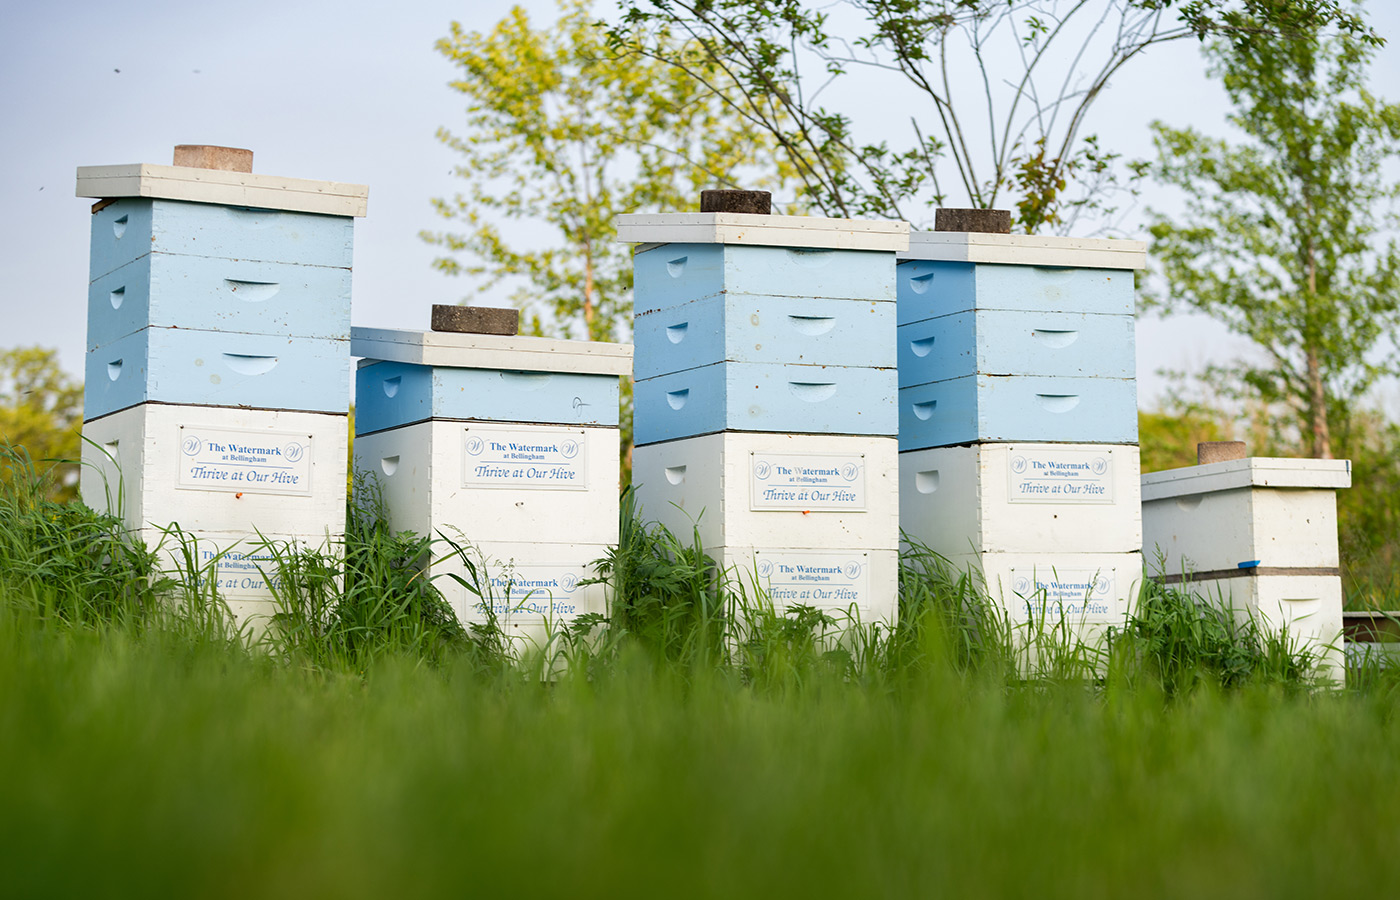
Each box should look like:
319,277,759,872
283,442,305,462
843,561,861,579
1011,456,1027,473
562,574,578,593
841,463,858,481
561,440,579,459
754,461,772,479
466,437,485,456
1094,576,1111,595
757,560,774,578
1092,457,1108,475
181,437,202,457
1014,576,1031,594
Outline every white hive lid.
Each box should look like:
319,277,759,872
615,212,910,252
899,231,1146,270
76,163,368,217
351,326,633,377
1140,457,1352,502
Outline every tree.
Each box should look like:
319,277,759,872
611,0,1375,233
0,347,83,500
1143,1,1400,459
423,0,790,342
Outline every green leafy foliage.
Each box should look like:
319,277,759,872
612,0,1374,232
424,0,789,341
0,346,82,501
1143,2,1400,458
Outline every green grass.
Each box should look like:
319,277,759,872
4,447,1399,897
4,610,1400,898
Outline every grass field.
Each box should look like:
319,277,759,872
4,450,1399,898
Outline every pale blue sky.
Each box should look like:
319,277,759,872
2,0,1396,408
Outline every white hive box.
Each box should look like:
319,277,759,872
132,526,334,628
81,403,348,537
956,551,1143,624
632,431,899,553
717,545,899,624
1140,457,1350,576
429,537,610,644
900,443,1141,555
353,421,620,546
1141,456,1350,685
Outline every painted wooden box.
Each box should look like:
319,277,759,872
84,327,350,421
354,361,620,434
633,293,894,380
632,431,898,553
899,443,1141,555
895,259,1136,323
897,374,1138,450
945,550,1143,626
353,420,620,547
1161,572,1344,684
634,362,897,445
1140,458,1350,576
89,198,355,281
87,253,351,350
632,242,897,314
81,403,348,537
429,537,611,642
895,309,1135,385
717,544,899,624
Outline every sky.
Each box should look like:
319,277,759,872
2,0,1398,408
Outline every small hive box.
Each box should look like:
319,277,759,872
351,325,631,637
1141,456,1352,684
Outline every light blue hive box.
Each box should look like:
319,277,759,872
895,231,1144,450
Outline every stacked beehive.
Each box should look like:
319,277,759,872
620,209,909,621
1141,447,1350,683
350,322,631,638
77,147,366,621
896,226,1146,634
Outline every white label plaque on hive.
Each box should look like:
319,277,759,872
1007,567,1116,621
472,565,590,618
750,453,866,511
462,425,588,491
751,551,869,611
1007,448,1114,504
177,426,314,496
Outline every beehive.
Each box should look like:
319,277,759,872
351,326,631,639
620,212,909,622
77,151,367,622
897,229,1147,640
1141,457,1350,684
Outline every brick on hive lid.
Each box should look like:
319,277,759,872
933,208,1012,234
431,304,520,336
700,189,771,215
173,144,254,173
1197,441,1247,465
